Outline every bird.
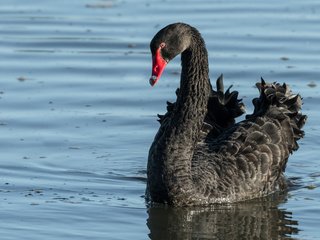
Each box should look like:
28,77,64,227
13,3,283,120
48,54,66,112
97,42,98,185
146,23,307,206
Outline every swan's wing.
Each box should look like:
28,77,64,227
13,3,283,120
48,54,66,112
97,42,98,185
158,75,245,138
203,74,245,137
193,80,306,201
246,78,306,150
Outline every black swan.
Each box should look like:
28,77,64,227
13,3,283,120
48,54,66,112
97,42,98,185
146,23,306,206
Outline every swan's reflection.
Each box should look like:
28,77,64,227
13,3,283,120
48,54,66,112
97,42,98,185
147,193,299,240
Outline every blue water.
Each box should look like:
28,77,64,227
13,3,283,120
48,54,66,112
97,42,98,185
0,0,319,239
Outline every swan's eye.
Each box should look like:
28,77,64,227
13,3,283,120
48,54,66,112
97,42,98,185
159,42,166,49
158,43,169,62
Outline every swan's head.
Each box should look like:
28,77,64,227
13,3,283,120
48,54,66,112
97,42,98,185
149,23,192,86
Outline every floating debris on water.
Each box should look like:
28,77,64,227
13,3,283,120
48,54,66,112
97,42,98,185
128,43,136,48
85,1,113,8
17,76,27,81
280,57,290,61
307,81,317,88
305,184,317,190
69,146,81,150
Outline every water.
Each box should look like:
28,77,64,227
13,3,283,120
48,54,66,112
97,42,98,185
0,0,319,239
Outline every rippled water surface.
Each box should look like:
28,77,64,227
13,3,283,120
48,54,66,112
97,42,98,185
1,0,319,239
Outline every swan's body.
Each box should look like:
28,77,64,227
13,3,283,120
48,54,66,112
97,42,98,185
146,23,306,206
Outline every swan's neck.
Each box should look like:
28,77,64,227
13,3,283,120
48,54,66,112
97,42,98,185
177,38,210,127
162,35,211,202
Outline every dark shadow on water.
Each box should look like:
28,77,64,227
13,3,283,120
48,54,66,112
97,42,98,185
147,192,299,240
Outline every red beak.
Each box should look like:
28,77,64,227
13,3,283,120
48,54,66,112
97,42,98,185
149,47,167,86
